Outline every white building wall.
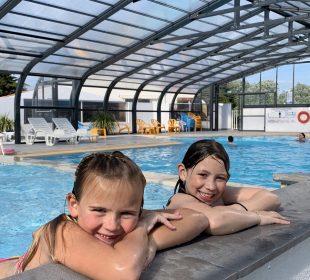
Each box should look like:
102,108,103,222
0,95,15,119
266,107,310,132
218,103,232,130
242,107,310,132
243,108,265,131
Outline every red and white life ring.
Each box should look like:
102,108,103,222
297,111,310,124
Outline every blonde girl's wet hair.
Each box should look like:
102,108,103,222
21,151,146,272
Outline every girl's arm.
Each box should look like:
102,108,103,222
55,221,149,280
149,208,208,251
54,210,184,279
168,194,289,236
222,186,281,211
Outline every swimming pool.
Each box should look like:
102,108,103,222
1,135,309,257
0,164,171,257
41,136,310,188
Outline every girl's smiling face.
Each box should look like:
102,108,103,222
68,177,142,246
179,155,228,205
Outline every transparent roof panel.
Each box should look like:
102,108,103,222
155,0,206,12
0,54,32,72
109,9,166,30
0,0,308,97
32,63,88,77
68,40,124,54
2,14,76,36
43,55,99,68
0,0,7,6
0,36,52,55
95,20,153,38
38,0,110,15
55,48,112,61
13,2,93,26
127,1,186,22
80,30,138,47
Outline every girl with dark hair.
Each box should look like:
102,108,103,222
167,139,290,235
0,151,207,279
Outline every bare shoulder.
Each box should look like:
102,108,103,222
168,193,201,208
0,259,19,278
168,193,204,210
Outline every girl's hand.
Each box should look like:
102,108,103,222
139,210,183,233
256,210,290,225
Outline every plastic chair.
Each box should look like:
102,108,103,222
27,118,77,146
53,118,98,142
136,119,155,134
116,122,130,134
151,119,166,133
180,113,195,132
187,112,202,131
167,119,180,133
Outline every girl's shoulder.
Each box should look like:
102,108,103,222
167,193,200,208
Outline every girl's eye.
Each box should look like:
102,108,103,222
121,212,137,218
92,208,107,213
217,176,227,181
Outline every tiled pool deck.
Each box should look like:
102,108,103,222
0,130,300,158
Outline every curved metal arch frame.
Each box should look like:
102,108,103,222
130,7,263,132
14,0,133,143
6,0,310,142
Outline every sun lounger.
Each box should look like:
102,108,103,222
52,118,98,142
27,118,77,146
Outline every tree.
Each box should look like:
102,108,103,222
293,83,310,104
0,74,18,97
218,80,242,109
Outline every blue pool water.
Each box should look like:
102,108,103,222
0,164,171,257
42,136,310,188
1,136,309,257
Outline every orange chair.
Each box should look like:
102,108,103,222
116,122,130,134
151,119,166,133
136,119,155,134
187,112,202,131
167,119,180,133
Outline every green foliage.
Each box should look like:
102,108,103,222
0,114,14,132
0,74,18,97
219,80,242,109
221,76,310,107
92,111,116,134
294,83,310,104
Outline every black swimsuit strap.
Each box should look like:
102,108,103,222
166,192,203,207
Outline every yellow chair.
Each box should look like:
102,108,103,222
167,119,180,133
136,119,155,134
151,119,166,133
194,115,202,131
187,113,202,131
90,128,106,137
116,122,130,134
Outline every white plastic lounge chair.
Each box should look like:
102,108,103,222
52,118,98,142
27,118,76,146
